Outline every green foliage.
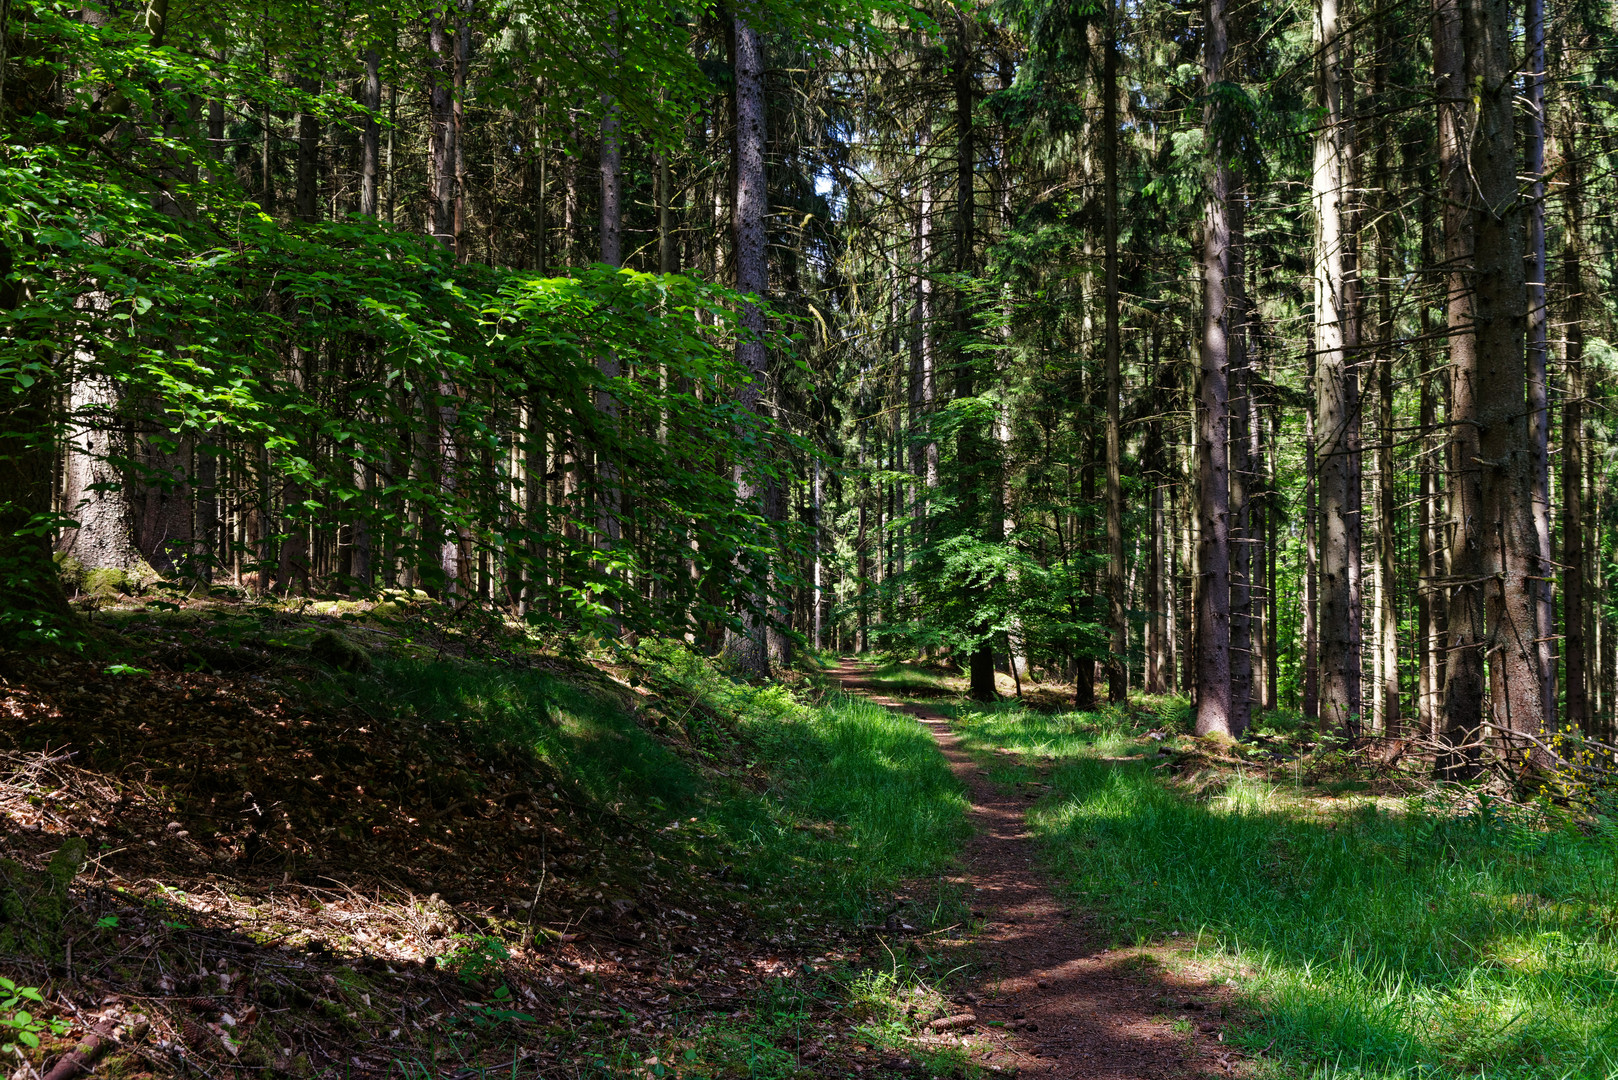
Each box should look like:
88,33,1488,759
639,640,970,921
0,978,69,1055
438,934,510,983
0,1,802,642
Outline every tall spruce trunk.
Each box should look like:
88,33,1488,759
1103,0,1126,704
1468,0,1545,749
359,48,381,218
720,11,771,677
947,28,993,703
596,64,624,611
1561,100,1587,732
451,1,471,258
1304,342,1319,721
1524,0,1554,729
428,7,457,250
1195,0,1236,737
1247,282,1269,711
1417,197,1442,736
1313,0,1361,736
918,168,939,489
1229,201,1253,734
1434,0,1486,773
293,71,319,224
1372,41,1398,732
352,46,382,592
599,99,622,266
1144,326,1171,694
1266,406,1280,709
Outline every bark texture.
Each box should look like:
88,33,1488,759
1313,0,1361,736
720,11,771,677
1195,0,1235,737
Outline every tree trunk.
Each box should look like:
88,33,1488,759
1469,0,1540,744
1437,0,1546,769
427,6,457,251
1103,0,1126,705
1075,439,1098,710
1561,99,1587,733
451,0,471,259
1144,324,1170,694
599,98,622,267
359,47,381,219
1417,193,1441,737
1313,0,1360,736
1304,341,1319,722
657,150,676,274
1433,0,1483,772
720,10,770,677
1229,199,1252,733
596,68,624,614
1266,405,1279,710
563,113,579,264
293,71,320,224
1195,0,1235,737
1372,40,1399,733
259,95,276,213
1524,0,1554,730
57,374,142,577
1469,0,1544,748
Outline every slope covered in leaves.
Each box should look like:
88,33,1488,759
0,606,970,1078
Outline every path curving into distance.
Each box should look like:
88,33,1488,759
832,659,1238,1080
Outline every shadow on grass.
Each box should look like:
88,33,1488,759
1029,756,1618,1080
848,661,962,698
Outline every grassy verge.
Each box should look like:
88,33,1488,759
950,699,1618,1080
635,642,971,919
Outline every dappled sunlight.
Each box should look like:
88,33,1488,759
937,693,1618,1077
1023,754,1618,1077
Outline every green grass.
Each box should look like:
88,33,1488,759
644,642,971,923
853,660,959,696
957,701,1618,1080
307,642,969,926
310,655,705,816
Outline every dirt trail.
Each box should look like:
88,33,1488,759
832,660,1235,1080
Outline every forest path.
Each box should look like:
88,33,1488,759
830,660,1233,1080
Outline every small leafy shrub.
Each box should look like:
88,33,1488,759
1,978,68,1055
438,934,509,983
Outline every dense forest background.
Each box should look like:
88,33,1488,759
5,0,1618,772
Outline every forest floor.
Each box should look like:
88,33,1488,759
0,603,978,1080
829,661,1240,1080
5,608,1616,1080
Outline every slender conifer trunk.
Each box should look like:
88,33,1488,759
1314,0,1361,736
1561,99,1588,733
1195,0,1235,737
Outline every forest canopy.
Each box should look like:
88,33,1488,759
4,0,1618,780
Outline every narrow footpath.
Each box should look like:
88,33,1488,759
832,660,1238,1080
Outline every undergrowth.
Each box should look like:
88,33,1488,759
2,625,975,1079
953,695,1618,1080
